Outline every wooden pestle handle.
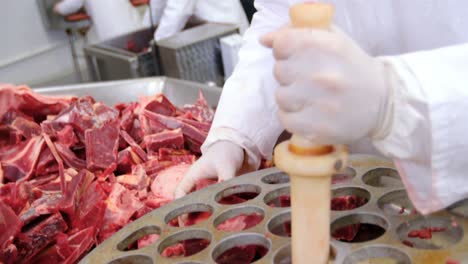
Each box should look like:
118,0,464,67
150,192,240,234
288,3,335,155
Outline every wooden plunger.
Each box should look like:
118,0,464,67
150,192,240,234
273,3,348,264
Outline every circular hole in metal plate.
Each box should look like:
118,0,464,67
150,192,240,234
214,206,265,232
332,167,357,185
342,245,411,264
268,211,291,237
117,226,161,251
362,168,401,188
273,244,291,264
331,187,370,211
378,189,418,216
396,216,463,249
158,229,211,258
212,233,271,264
262,172,290,184
107,255,153,264
215,184,261,205
448,198,468,218
165,204,213,227
273,244,336,264
264,187,290,208
331,213,388,243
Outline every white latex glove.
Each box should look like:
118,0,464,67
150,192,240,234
174,141,245,199
54,0,84,16
260,26,394,145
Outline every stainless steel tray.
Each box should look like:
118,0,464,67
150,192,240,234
75,154,468,264
35,77,222,108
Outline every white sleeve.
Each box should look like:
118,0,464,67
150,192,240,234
201,0,289,168
142,0,167,28
374,43,468,214
154,0,197,40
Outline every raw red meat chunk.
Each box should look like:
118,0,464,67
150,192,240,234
331,195,368,211
217,213,264,232
218,192,260,205
407,227,446,240
168,211,212,227
161,239,210,258
332,224,385,242
0,84,219,263
215,244,269,264
268,195,291,208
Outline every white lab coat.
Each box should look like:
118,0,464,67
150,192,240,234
143,0,249,40
55,0,143,41
203,0,468,214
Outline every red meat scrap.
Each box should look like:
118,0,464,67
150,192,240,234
99,183,144,242
0,202,22,263
150,163,191,203
15,213,68,263
0,85,73,123
139,93,177,117
182,91,215,123
331,195,368,211
215,244,269,264
168,211,212,227
142,128,184,155
161,239,210,258
0,136,45,182
407,227,447,240
217,213,264,232
137,234,160,249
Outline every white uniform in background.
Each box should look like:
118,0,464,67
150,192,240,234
144,0,249,40
176,0,468,215
54,0,142,41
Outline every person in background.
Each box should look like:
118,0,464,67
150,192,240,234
54,0,143,41
143,0,250,41
174,0,468,215
240,0,256,23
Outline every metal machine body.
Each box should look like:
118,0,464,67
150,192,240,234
83,28,160,82
156,23,239,86
84,23,237,86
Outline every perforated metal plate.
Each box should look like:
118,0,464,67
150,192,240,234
79,155,468,264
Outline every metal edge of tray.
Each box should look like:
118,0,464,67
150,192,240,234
79,154,468,264
156,23,239,50
34,77,222,107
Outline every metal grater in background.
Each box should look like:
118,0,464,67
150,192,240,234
157,23,239,87
78,154,468,264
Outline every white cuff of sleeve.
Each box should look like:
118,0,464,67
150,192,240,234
54,0,84,16
201,127,262,169
372,56,428,161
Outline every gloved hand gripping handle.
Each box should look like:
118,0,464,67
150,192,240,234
273,3,348,264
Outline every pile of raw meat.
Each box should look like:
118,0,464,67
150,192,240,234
0,84,254,263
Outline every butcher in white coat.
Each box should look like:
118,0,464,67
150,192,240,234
54,0,143,41
174,0,468,216
143,0,250,41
